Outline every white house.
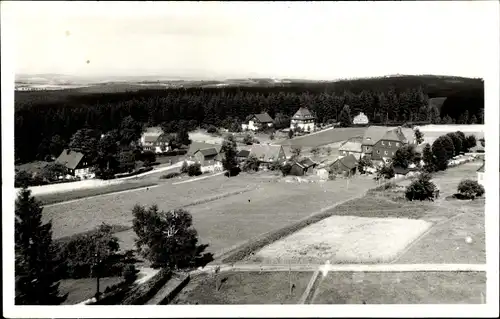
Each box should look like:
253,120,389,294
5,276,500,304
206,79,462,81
290,107,315,132
140,127,170,153
477,162,485,186
241,113,274,131
353,112,369,125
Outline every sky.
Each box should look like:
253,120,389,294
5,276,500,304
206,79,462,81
3,1,499,80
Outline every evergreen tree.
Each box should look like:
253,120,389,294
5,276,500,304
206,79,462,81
446,132,462,156
414,128,424,144
469,115,477,124
15,188,66,305
477,108,484,124
220,134,238,174
338,105,352,128
422,143,435,172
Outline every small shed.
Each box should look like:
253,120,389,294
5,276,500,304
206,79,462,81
329,154,358,175
289,157,318,176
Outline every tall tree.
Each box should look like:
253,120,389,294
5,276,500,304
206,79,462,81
132,205,211,269
49,135,65,158
119,116,144,146
338,105,352,128
15,188,66,305
432,135,454,171
422,143,435,172
392,145,419,169
68,129,100,162
220,134,238,173
446,132,462,156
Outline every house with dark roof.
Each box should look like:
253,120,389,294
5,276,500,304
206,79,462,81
140,127,171,153
236,149,251,163
289,157,318,176
329,154,358,175
241,112,274,131
361,126,415,164
290,107,315,132
477,162,485,186
193,147,224,172
187,142,222,158
56,149,94,179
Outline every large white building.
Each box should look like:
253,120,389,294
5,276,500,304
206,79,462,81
290,107,315,132
353,112,369,125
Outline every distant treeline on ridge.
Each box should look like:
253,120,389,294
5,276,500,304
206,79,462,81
14,75,484,164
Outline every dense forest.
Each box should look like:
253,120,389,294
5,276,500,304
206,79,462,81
14,75,484,164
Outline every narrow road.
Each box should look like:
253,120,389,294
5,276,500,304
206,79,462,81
193,263,487,274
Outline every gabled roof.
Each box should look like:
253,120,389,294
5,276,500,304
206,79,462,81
362,126,394,146
400,128,415,143
339,140,362,153
300,157,317,168
245,112,273,123
332,154,358,170
292,107,315,120
195,147,218,157
382,128,403,142
281,145,294,158
143,135,160,143
143,126,163,136
56,149,85,170
187,142,222,156
249,144,284,162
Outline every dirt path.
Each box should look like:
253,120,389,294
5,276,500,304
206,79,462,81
172,171,225,185
193,263,486,274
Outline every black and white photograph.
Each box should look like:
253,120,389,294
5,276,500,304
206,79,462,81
2,1,499,317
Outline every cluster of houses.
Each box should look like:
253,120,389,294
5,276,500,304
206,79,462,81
241,107,318,132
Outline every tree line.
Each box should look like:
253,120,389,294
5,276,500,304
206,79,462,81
15,75,484,164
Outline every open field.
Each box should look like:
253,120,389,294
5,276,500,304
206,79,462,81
43,169,378,256
277,127,366,148
311,271,485,304
59,276,123,305
42,173,262,240
172,271,313,304
246,160,484,265
36,182,158,206
252,216,432,264
189,131,225,144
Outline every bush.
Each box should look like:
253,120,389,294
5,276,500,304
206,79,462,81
268,160,283,171
54,224,121,279
122,264,139,284
242,155,260,172
358,157,373,174
207,125,218,134
280,163,292,176
187,163,202,176
457,179,485,199
242,134,254,145
161,172,181,179
224,166,241,177
405,173,438,201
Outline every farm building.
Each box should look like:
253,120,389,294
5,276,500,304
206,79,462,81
339,137,363,160
361,126,416,163
140,127,164,151
56,149,95,179
329,154,358,176
289,157,318,176
193,148,224,172
353,112,369,125
477,162,485,186
186,142,222,160
290,107,315,132
249,144,286,165
242,112,274,131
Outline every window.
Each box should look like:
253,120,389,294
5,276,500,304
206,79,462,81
388,142,391,146
392,152,395,156
384,151,388,155
381,141,385,146
396,142,399,147
377,150,380,154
